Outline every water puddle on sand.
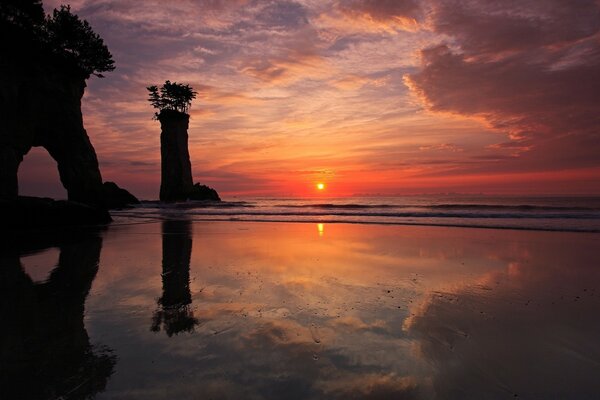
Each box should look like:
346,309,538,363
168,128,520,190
2,221,599,399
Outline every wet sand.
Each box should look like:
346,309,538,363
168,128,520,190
2,221,600,399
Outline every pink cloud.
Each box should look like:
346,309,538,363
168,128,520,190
337,0,421,22
405,0,600,172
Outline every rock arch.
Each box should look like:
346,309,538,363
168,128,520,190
0,70,104,206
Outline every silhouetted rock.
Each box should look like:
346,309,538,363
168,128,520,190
0,70,105,206
189,183,221,201
149,82,220,203
158,110,194,202
103,181,139,209
151,219,198,336
0,230,116,399
0,196,111,230
0,2,114,207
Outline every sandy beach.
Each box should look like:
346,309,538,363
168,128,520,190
3,220,599,399
3,1,600,399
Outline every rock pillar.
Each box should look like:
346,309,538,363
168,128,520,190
158,111,194,201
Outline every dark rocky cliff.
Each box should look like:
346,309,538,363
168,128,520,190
159,110,194,202
0,65,105,206
0,2,113,208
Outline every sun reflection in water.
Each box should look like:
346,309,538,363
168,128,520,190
317,223,324,237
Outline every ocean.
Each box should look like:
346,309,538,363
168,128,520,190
112,195,600,232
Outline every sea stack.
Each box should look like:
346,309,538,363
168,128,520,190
158,110,194,202
148,80,220,202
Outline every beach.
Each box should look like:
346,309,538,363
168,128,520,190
3,219,600,399
3,1,600,398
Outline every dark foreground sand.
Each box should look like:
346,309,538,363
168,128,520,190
2,220,599,399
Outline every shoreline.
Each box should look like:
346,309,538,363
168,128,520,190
108,214,600,234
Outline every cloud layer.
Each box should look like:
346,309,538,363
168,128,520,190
18,0,600,198
405,0,600,172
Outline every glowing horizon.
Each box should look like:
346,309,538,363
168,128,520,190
17,0,600,199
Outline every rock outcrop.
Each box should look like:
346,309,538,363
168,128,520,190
159,111,194,202
103,181,140,209
157,111,221,202
1,1,114,210
0,67,105,206
0,196,111,230
189,183,221,201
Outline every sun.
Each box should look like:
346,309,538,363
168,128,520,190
316,182,325,191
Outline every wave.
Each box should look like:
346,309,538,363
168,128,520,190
118,209,600,220
275,203,396,209
111,213,600,233
219,218,600,233
274,203,596,211
138,200,256,208
428,204,596,211
114,197,600,233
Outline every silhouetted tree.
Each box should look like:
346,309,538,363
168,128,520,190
0,0,46,60
0,0,45,27
0,2,114,79
147,80,197,117
45,5,115,77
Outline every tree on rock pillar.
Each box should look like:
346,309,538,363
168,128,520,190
147,81,197,202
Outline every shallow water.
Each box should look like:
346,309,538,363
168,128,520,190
1,221,600,399
114,195,600,232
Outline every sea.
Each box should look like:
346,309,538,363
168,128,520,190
112,195,600,232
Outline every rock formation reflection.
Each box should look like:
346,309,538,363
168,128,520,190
151,219,198,336
0,231,115,399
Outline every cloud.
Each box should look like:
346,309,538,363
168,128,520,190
405,0,600,171
313,0,423,34
338,0,422,23
335,0,422,32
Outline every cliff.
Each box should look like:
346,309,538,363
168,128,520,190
0,2,114,209
0,1,136,224
0,65,106,205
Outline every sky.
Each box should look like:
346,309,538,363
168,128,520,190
19,0,600,199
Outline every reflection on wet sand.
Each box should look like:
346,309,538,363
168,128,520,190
87,222,600,399
0,231,115,399
405,234,600,399
151,219,198,336
2,222,599,399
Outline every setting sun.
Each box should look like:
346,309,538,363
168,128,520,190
316,183,325,190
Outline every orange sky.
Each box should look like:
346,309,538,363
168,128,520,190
18,0,600,199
